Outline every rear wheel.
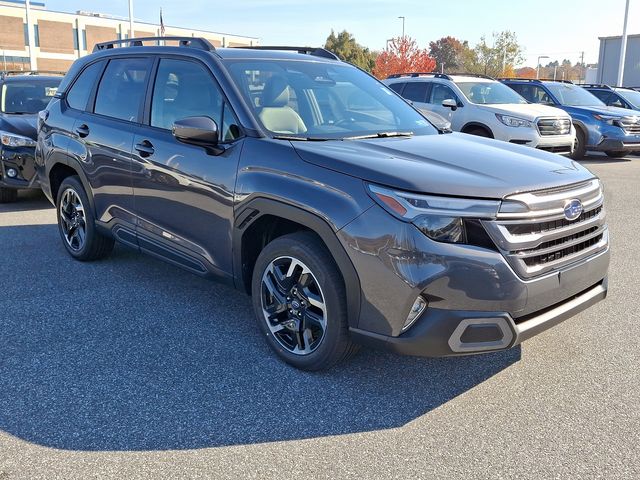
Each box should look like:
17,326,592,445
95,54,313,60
0,187,18,203
570,127,587,160
604,150,627,158
56,176,114,261
251,232,358,371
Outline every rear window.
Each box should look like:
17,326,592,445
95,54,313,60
66,61,104,111
94,58,151,122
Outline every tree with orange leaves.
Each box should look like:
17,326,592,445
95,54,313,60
373,36,436,80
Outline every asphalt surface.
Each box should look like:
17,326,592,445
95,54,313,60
0,154,639,479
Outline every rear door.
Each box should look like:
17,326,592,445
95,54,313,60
69,56,152,242
131,56,243,278
400,81,431,111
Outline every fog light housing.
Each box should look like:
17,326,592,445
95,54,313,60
6,168,17,178
403,296,428,332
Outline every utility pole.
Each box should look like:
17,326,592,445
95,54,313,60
617,0,630,86
128,0,135,39
25,0,37,70
398,16,405,38
536,55,549,79
580,51,585,83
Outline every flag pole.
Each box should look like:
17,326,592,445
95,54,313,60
128,0,135,39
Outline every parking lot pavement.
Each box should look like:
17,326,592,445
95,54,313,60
0,154,639,480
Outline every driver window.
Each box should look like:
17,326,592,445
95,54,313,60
151,59,223,131
430,84,458,105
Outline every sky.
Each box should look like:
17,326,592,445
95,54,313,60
44,0,640,66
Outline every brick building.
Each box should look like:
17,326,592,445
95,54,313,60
0,0,258,72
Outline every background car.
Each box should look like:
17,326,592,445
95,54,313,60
383,72,575,155
0,71,62,202
501,78,640,159
581,84,640,111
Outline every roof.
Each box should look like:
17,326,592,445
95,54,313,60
216,47,339,62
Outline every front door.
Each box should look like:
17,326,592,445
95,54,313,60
131,57,243,278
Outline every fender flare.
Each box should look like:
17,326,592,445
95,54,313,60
47,157,97,217
461,122,494,138
233,197,362,328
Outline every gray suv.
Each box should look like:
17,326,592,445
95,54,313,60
36,37,609,370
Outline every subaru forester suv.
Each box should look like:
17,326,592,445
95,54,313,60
36,37,609,370
501,78,640,159
383,73,575,155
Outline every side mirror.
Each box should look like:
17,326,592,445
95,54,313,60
442,98,458,111
173,116,220,146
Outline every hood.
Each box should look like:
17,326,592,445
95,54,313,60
562,104,636,117
0,113,37,139
293,133,595,199
479,103,570,120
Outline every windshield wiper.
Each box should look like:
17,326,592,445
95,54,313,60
344,131,414,140
272,135,330,141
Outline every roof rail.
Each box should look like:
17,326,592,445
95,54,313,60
580,83,613,89
497,77,541,82
0,70,66,78
232,46,340,61
539,78,574,84
446,72,496,80
386,72,451,80
93,36,215,53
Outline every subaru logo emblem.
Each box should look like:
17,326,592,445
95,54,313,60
564,199,583,221
291,300,301,309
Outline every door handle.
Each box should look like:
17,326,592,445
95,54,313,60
75,124,90,138
135,140,155,158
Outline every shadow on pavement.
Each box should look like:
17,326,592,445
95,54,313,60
0,190,51,213
0,223,520,451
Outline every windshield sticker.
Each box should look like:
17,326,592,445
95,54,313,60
45,87,58,97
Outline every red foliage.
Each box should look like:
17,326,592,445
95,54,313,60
373,36,436,79
515,67,536,79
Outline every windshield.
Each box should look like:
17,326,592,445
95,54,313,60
456,81,527,105
544,83,605,107
616,88,640,108
1,80,61,114
226,60,436,139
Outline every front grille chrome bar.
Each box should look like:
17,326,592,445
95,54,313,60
482,179,609,278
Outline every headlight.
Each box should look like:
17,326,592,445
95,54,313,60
495,114,534,128
0,131,36,148
368,184,500,246
592,114,619,126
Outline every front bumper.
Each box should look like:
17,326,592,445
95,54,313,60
594,137,640,152
350,278,607,357
0,145,39,190
497,126,574,154
338,204,610,357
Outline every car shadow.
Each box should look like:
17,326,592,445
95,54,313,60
0,190,52,213
0,223,520,452
577,153,635,165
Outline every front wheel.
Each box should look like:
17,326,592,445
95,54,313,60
56,175,114,261
251,232,358,371
570,128,587,160
604,150,627,158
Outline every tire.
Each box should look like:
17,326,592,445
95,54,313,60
570,127,587,160
466,127,491,138
56,175,114,261
0,187,18,203
604,150,627,158
251,231,358,371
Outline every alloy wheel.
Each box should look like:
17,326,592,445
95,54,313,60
260,256,327,355
59,187,87,251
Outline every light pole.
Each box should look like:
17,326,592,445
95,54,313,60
25,0,37,70
398,16,405,38
536,55,549,79
128,0,135,39
617,0,630,86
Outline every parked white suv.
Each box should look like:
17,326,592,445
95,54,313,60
383,73,575,154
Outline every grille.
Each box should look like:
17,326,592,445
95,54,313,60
537,117,572,136
482,179,609,278
619,117,640,135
